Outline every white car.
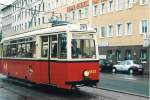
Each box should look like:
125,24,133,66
113,60,144,74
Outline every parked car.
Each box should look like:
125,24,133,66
113,60,144,74
99,59,113,72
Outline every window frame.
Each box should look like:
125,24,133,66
126,22,132,35
140,19,148,34
100,26,106,38
139,0,149,5
107,24,113,37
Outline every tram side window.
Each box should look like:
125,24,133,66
41,36,48,57
58,33,67,59
17,42,35,58
10,44,17,57
51,35,58,58
3,39,36,58
3,45,6,57
18,43,26,57
3,45,11,57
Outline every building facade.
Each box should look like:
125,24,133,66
90,0,150,74
1,5,13,38
0,12,1,39
1,0,150,74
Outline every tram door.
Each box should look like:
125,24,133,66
41,36,50,83
41,35,58,84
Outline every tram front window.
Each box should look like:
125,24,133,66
71,39,96,59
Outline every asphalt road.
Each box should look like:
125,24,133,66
99,72,149,96
0,73,149,100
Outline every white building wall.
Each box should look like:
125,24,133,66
0,13,2,32
1,5,13,38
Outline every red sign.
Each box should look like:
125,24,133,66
92,0,99,4
67,0,89,12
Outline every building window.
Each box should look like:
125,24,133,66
84,7,88,18
107,25,113,37
116,24,123,36
93,5,97,16
100,3,105,15
65,14,67,21
125,50,132,60
72,11,75,20
108,0,113,12
140,0,149,5
34,6,37,14
107,50,113,62
80,24,87,31
39,4,41,11
38,18,40,25
43,3,45,11
25,23,27,29
140,20,148,34
100,27,106,38
127,0,133,8
140,49,147,61
116,50,121,61
34,17,36,26
78,9,82,19
42,17,45,24
116,0,124,11
126,22,132,35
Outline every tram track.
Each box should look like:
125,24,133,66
0,82,33,100
0,75,149,100
88,86,149,99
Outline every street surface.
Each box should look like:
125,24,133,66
0,74,149,100
99,73,149,96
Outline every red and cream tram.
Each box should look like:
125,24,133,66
0,23,99,89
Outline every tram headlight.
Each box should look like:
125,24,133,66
83,70,90,77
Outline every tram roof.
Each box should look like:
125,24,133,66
1,24,96,43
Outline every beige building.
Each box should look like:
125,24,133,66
1,0,150,73
63,0,150,73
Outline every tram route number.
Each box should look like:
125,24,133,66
88,70,97,74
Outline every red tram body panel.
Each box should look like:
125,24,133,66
0,59,99,89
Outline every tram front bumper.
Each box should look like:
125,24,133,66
65,79,99,87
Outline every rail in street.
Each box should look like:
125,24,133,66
0,74,149,100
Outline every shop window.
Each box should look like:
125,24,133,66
125,50,132,60
107,50,113,62
116,50,121,61
140,49,147,61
